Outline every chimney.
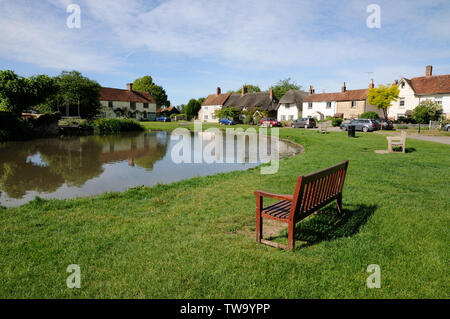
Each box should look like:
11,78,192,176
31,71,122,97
369,79,375,89
127,83,133,91
216,87,221,95
241,85,247,96
341,82,346,93
426,65,433,76
308,85,315,95
269,87,274,100
394,80,399,86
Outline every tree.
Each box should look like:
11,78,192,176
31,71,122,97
367,84,399,119
55,71,101,119
231,84,261,94
197,97,206,105
176,104,186,113
214,107,239,120
412,100,443,133
0,70,57,115
133,75,170,108
185,99,201,120
271,78,301,101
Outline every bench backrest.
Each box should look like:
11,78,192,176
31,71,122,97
290,160,349,220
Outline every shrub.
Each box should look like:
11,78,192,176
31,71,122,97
243,114,253,125
0,111,34,141
360,111,380,119
93,118,144,133
397,125,409,129
331,118,343,127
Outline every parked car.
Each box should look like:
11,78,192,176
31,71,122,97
156,116,170,122
444,123,450,131
259,118,281,127
291,118,317,129
23,109,40,114
219,118,235,125
376,118,394,130
340,119,380,132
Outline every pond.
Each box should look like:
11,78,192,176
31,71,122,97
0,131,301,207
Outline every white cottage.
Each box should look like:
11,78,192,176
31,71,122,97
388,66,450,120
198,87,231,123
99,83,157,121
302,86,338,120
276,89,307,122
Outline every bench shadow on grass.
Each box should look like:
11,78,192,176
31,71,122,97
268,204,377,250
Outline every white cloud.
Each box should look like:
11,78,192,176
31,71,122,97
0,0,122,72
0,0,449,77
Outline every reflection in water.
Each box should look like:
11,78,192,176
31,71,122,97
0,131,300,206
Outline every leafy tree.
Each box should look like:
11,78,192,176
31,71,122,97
0,70,57,115
412,100,443,133
55,71,101,119
197,97,206,105
214,107,239,120
133,75,170,108
272,78,301,101
176,104,186,113
185,99,201,120
367,84,399,119
230,84,261,94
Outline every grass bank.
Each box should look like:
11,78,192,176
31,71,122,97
0,123,448,298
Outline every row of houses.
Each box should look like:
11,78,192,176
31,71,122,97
199,65,450,123
198,86,278,122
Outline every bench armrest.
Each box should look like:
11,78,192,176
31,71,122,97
254,191,293,201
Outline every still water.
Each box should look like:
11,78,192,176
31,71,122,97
0,131,300,207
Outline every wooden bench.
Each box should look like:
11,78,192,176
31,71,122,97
387,131,407,153
254,160,349,251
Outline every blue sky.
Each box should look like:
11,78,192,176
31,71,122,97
1,0,449,106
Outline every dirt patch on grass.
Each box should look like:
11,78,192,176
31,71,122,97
230,219,287,239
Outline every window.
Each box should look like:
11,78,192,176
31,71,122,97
130,102,136,110
204,106,208,110
399,98,405,108
108,101,113,108
143,103,149,108
351,101,357,108
204,115,208,120
326,102,332,108
115,111,121,118
435,97,442,105
281,115,286,121
288,115,294,121
308,103,313,109
285,103,290,108
401,81,405,88
212,115,216,119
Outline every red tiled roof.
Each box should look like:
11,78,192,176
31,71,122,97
202,92,231,106
304,89,368,102
100,87,156,103
409,74,450,95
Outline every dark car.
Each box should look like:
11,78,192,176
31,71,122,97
219,118,235,125
376,118,394,130
291,118,317,129
259,118,281,127
340,119,379,132
156,116,170,122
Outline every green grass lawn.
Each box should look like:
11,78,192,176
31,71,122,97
0,123,449,298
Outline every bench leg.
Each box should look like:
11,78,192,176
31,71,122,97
256,196,263,243
288,221,295,251
336,194,343,215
